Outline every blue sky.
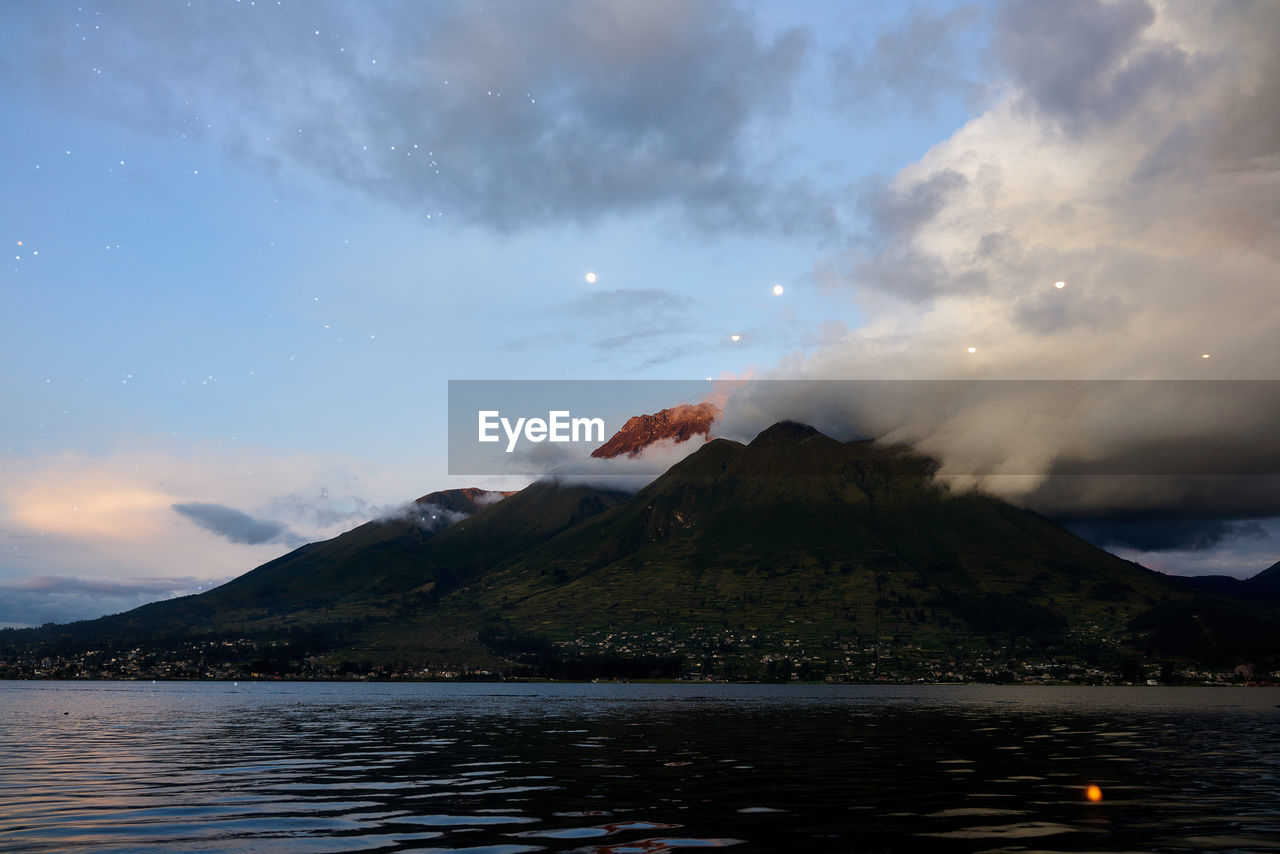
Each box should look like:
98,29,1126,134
3,0,1279,626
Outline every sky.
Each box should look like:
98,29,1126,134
2,0,1278,627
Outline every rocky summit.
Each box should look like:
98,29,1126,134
590,402,720,459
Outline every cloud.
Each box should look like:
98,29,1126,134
0,447,433,602
817,2,1279,354
264,486,389,532
8,1,824,234
1114,530,1280,579
1070,515,1280,580
1064,516,1269,553
377,502,469,533
850,169,976,301
831,4,986,114
993,0,1200,134
544,436,712,493
558,285,827,371
498,288,703,369
0,575,219,628
574,288,695,350
708,2,1280,570
571,288,694,320
469,420,710,491
172,502,303,546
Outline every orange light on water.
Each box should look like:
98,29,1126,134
1086,784,1103,802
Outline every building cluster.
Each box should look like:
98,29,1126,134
0,629,1268,685
553,628,1256,685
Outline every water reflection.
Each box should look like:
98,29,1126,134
0,682,1278,852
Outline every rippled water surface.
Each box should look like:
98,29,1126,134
2,682,1279,852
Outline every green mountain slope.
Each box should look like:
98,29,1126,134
6,484,627,655
203,481,629,615
460,423,1190,673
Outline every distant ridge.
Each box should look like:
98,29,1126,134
1253,559,1280,589
1181,559,1280,603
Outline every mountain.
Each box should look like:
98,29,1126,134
1252,560,1280,591
176,487,515,613
413,487,514,515
590,401,719,459
466,422,1208,671
5,423,1279,682
0,478,634,676
1180,559,1280,604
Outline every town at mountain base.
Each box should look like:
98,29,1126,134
4,421,1279,684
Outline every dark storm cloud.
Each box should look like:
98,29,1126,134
831,5,985,113
993,0,1200,133
9,1,824,234
1064,515,1269,553
1019,473,1280,522
172,503,302,547
0,575,216,628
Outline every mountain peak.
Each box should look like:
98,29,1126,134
748,420,826,446
1252,559,1280,588
591,401,720,459
413,487,513,516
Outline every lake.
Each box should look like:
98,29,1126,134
1,681,1278,852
